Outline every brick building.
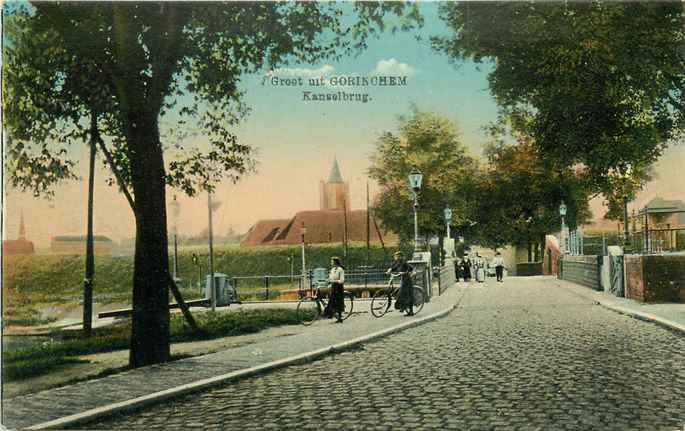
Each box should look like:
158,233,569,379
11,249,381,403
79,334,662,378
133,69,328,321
50,235,115,254
241,159,396,247
2,211,35,256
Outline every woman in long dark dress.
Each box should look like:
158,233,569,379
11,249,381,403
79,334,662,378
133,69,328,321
387,251,414,316
326,257,345,323
462,254,472,282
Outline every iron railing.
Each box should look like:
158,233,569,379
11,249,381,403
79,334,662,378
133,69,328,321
583,228,685,255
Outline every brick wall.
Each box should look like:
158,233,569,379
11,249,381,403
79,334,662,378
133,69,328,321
624,255,645,301
543,235,561,276
624,254,685,303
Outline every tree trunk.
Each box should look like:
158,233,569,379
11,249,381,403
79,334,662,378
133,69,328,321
127,110,171,368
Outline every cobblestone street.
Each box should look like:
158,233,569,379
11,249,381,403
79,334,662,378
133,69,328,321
86,279,685,430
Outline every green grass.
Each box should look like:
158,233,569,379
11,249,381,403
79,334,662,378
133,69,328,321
3,243,400,326
2,308,303,382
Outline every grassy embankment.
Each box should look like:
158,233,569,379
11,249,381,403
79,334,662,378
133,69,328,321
2,243,395,326
2,308,307,382
2,243,396,381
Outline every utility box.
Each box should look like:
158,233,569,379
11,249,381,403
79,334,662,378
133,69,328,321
205,272,236,306
409,251,432,300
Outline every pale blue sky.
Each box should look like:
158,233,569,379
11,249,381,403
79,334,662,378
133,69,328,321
4,2,683,248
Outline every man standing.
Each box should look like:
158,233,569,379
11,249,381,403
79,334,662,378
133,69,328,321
492,251,505,282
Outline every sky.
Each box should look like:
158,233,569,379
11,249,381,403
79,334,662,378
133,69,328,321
3,3,684,249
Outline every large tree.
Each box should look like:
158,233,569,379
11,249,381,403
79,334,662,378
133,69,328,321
3,2,420,367
433,1,685,194
369,107,480,249
474,135,592,259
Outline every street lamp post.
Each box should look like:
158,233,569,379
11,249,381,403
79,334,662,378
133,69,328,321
444,207,452,240
559,201,568,254
621,165,633,248
170,195,180,280
300,223,307,290
408,168,423,252
207,191,216,311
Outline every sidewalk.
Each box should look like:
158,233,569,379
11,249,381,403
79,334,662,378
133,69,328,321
2,285,466,430
556,278,685,333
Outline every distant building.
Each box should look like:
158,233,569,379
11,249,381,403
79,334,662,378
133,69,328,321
50,235,115,255
2,211,35,256
638,196,685,230
319,158,350,211
241,159,396,247
637,196,685,251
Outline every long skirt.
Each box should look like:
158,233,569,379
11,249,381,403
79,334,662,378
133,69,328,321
476,268,485,282
395,278,414,311
325,282,345,317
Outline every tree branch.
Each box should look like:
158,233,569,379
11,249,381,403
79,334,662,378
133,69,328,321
96,135,136,212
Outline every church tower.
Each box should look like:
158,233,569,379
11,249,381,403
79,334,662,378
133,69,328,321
319,158,350,211
18,210,26,240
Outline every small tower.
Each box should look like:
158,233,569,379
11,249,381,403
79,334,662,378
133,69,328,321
18,210,26,240
320,158,350,211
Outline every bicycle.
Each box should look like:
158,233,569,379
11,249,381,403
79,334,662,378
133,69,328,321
296,282,354,326
370,272,426,318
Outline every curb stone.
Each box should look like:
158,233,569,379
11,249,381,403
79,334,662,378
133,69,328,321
593,301,685,335
26,295,462,430
558,280,685,335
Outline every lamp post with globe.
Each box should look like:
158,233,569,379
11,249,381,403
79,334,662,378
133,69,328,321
559,201,568,254
408,168,423,252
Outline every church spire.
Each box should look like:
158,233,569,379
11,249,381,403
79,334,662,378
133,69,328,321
18,210,26,240
328,157,343,183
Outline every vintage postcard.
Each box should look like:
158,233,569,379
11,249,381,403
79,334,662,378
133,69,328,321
2,2,684,430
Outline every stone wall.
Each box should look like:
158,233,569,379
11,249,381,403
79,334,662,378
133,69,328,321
625,254,685,303
560,255,601,290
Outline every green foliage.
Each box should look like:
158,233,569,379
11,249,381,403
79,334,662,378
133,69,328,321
3,2,422,197
369,107,480,243
3,1,423,366
2,308,303,381
473,138,592,248
434,2,685,194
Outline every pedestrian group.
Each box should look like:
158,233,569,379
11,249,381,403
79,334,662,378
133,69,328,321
455,251,506,284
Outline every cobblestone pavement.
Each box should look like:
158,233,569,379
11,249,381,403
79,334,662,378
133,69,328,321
87,278,685,431
2,282,458,429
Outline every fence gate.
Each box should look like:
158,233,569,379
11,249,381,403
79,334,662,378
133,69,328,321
608,254,624,297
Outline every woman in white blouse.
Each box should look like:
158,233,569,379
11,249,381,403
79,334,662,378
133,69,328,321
326,257,346,323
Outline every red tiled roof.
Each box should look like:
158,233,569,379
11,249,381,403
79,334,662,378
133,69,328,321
240,219,291,246
241,210,397,247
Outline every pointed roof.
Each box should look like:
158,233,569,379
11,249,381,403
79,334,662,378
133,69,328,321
328,158,344,183
639,196,685,214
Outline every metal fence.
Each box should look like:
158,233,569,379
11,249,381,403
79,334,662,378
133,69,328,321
583,228,685,255
192,263,441,304
228,267,399,302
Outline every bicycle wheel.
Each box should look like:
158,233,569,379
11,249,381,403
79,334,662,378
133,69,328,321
371,287,392,318
297,296,322,326
408,286,426,315
342,292,354,321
